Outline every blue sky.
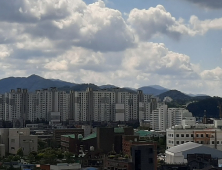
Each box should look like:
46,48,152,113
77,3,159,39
0,0,222,96
99,0,222,69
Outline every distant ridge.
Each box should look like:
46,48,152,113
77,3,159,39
138,86,168,95
0,74,75,93
158,89,210,101
0,75,211,99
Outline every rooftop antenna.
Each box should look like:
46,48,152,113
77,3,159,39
218,102,222,119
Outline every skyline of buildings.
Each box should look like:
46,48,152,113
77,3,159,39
0,87,195,131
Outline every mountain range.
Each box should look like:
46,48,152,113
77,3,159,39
0,75,210,100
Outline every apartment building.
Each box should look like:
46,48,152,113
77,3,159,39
0,87,165,124
147,104,194,131
166,119,222,151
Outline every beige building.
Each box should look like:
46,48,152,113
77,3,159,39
9,128,37,155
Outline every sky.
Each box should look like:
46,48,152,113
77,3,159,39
0,0,222,96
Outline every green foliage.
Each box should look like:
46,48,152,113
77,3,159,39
12,155,20,161
16,148,23,157
38,139,48,150
64,152,74,163
187,97,222,118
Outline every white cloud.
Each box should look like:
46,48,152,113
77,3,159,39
0,0,222,96
0,45,13,59
190,16,222,35
201,67,222,81
128,5,196,40
122,42,197,79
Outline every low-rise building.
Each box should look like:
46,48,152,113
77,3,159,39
9,128,37,155
166,119,222,150
61,134,83,154
165,142,222,164
53,128,84,147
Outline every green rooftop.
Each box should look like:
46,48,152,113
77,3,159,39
82,132,97,141
114,127,124,134
135,130,153,137
61,134,76,139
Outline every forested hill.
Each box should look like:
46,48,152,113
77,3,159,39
187,97,222,118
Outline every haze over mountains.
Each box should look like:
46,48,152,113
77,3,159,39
0,75,210,100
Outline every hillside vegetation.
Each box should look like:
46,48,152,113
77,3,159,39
186,97,222,118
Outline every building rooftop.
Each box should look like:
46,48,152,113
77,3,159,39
167,142,201,153
114,127,124,133
135,130,162,137
166,142,222,159
82,132,97,141
61,134,76,139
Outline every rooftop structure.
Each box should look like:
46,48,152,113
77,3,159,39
166,142,222,164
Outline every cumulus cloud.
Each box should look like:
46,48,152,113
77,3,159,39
201,67,222,81
0,0,222,96
128,5,196,40
183,0,222,9
190,16,222,35
0,45,13,59
122,42,198,79
0,0,134,52
128,5,222,41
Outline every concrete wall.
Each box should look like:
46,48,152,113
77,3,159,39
9,128,30,154
19,135,38,156
0,128,9,153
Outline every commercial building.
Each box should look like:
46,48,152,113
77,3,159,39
166,119,222,150
165,142,222,164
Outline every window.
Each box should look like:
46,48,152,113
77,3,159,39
206,134,209,137
181,134,184,137
212,141,214,144
149,158,153,163
181,141,184,144
201,141,204,144
196,134,199,137
176,134,179,137
176,141,179,144
186,134,189,137
201,134,204,137
217,141,219,144
191,134,194,137
149,148,153,153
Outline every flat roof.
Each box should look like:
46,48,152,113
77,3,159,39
61,134,75,139
82,133,97,141
167,142,202,153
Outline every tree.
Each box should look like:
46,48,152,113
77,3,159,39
38,139,47,150
28,153,35,163
17,148,23,157
12,155,20,161
64,152,74,163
